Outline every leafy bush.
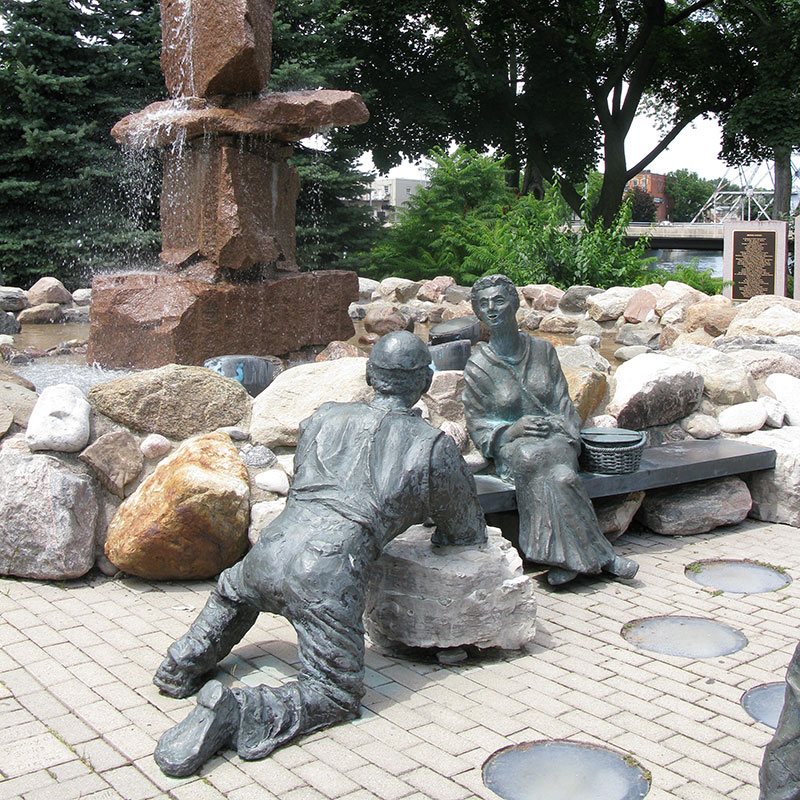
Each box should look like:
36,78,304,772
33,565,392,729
639,259,724,295
363,148,657,289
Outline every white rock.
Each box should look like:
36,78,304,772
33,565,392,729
680,413,721,439
358,277,379,302
607,353,703,429
250,358,372,448
589,414,618,428
0,450,98,579
140,433,172,459
660,305,686,326
728,304,800,338
254,468,290,496
765,373,800,425
276,453,295,477
717,402,768,434
365,525,536,651
26,384,90,452
743,427,800,526
0,334,13,346
439,420,468,451
654,280,709,317
758,396,786,428
556,344,611,374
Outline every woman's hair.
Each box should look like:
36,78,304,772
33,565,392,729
470,273,520,315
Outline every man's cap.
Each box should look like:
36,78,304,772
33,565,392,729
369,331,431,370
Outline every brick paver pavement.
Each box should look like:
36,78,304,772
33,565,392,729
1,518,797,799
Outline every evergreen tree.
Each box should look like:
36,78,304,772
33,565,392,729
271,0,378,271
0,0,163,289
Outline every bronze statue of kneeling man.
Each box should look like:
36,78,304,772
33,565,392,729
152,331,488,777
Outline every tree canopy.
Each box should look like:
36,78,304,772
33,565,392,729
338,0,786,225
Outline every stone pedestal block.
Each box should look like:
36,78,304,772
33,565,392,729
161,139,299,273
87,271,358,369
160,0,273,97
364,525,537,651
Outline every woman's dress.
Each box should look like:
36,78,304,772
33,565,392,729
463,334,615,573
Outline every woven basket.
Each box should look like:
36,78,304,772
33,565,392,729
579,431,646,474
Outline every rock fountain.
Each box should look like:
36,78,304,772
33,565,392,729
88,0,368,368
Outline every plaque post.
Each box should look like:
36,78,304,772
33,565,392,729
723,220,788,301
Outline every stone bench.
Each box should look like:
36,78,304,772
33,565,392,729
474,438,778,514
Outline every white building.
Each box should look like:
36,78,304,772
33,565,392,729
362,177,427,223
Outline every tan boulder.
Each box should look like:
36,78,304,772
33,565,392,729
17,303,64,324
26,277,72,306
0,365,34,391
685,299,736,336
315,341,367,362
521,284,564,311
104,432,249,579
562,366,607,422
87,365,250,439
364,304,413,336
0,381,38,426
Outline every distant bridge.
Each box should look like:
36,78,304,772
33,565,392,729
624,223,724,251
570,222,725,250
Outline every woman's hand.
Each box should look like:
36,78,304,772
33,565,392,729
502,415,551,443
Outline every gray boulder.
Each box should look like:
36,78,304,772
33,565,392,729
758,396,786,428
0,287,28,312
0,451,99,579
558,285,602,314
712,335,800,362
636,476,751,535
615,321,662,348
79,430,144,498
615,345,650,362
556,344,611,374
737,349,800,381
594,491,645,542
26,384,91,453
680,413,721,439
607,353,703,428
87,365,250,440
586,287,638,322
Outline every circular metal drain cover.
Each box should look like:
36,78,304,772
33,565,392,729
621,616,747,658
483,740,650,800
742,683,787,728
685,560,790,594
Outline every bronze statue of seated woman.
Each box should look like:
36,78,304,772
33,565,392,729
463,274,639,586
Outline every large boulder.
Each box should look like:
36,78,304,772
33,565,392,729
251,357,372,448
87,365,250,439
765,373,800,426
104,432,250,579
373,277,421,303
26,384,91,453
417,275,455,303
713,334,800,362
555,344,611,374
685,297,735,336
26,276,72,306
607,353,703,429
364,525,536,651
0,451,99,579
586,286,638,322
743,427,800,526
539,311,579,334
727,296,800,338
636,476,751,535
670,344,757,405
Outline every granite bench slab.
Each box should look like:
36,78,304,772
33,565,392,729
475,438,778,514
